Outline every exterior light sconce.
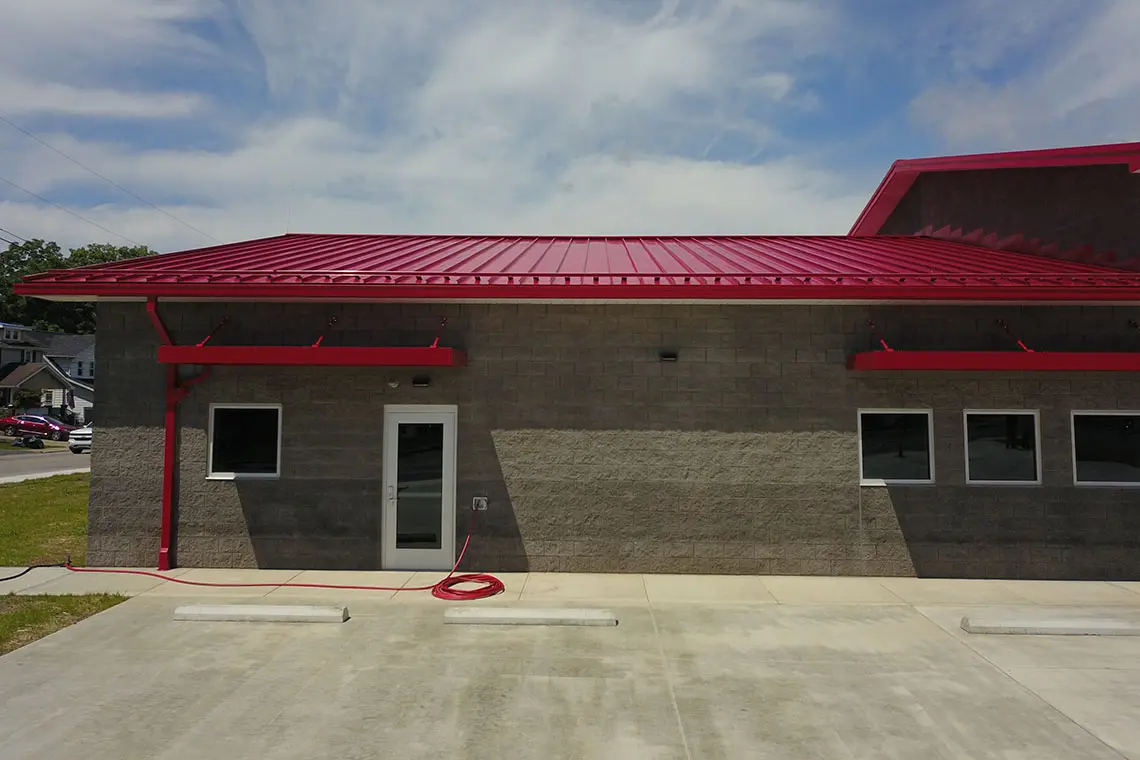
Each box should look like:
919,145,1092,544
412,376,431,388
658,350,679,362
386,379,400,389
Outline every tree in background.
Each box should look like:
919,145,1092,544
1,240,155,333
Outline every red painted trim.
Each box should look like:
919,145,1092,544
847,351,1140,372
156,345,467,367
850,141,1140,237
849,168,919,241
14,281,1140,303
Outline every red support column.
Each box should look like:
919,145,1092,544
159,365,179,571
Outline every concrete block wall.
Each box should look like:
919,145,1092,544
89,301,1140,579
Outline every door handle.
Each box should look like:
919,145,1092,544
387,485,395,501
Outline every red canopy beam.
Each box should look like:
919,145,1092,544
847,351,1140,372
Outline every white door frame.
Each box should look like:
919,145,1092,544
381,404,458,571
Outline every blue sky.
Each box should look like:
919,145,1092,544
0,0,1137,252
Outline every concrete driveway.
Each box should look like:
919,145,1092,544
2,573,1139,759
0,450,89,483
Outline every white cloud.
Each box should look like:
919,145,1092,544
0,78,204,119
0,0,873,253
908,0,1140,149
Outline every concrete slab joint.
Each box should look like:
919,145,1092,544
443,607,618,626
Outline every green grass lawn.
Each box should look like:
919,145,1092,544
0,474,122,656
0,595,124,656
0,473,91,566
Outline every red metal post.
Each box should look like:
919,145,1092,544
158,365,179,571
148,298,211,571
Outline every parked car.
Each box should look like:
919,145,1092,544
68,424,93,454
0,414,76,441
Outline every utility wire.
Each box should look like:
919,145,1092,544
0,224,25,241
0,112,221,245
0,173,142,246
0,234,15,245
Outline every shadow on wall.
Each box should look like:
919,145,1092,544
211,432,525,573
886,486,1140,581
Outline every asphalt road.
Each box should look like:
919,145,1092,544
0,451,90,484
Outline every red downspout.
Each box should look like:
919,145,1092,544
147,298,209,571
160,366,179,570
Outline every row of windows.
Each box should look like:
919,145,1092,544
206,403,1140,489
859,410,1140,487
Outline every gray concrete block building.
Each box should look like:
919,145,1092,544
17,141,1140,579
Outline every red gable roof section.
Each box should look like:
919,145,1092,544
849,141,1140,238
15,233,1140,303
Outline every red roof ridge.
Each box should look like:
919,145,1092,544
850,141,1140,237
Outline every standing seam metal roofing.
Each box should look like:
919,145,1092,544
16,233,1140,301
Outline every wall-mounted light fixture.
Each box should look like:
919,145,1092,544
658,350,679,362
412,375,431,388
386,379,400,389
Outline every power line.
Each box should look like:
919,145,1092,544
0,112,221,245
0,173,142,246
0,224,26,241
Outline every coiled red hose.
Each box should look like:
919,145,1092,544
63,511,504,600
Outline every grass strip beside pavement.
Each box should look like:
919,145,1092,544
0,440,70,454
0,595,125,655
0,473,90,566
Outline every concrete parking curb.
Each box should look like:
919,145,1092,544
961,614,1140,636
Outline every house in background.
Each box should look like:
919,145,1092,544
0,321,95,422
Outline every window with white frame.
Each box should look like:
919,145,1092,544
1072,412,1140,486
964,411,1041,485
207,404,282,478
3,328,20,341
858,410,935,484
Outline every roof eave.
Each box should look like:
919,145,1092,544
13,281,1140,304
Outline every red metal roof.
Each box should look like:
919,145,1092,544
16,233,1140,303
849,141,1140,237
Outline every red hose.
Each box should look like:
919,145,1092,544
64,512,504,600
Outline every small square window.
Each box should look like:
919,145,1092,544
208,405,281,479
965,411,1040,485
1072,412,1140,486
858,410,934,485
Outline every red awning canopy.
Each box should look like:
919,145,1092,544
156,345,465,367
16,233,1140,303
847,351,1140,372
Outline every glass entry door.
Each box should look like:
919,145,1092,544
381,405,457,570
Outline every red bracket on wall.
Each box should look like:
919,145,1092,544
430,317,449,349
197,317,230,347
312,316,338,348
996,319,1034,352
865,319,893,352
